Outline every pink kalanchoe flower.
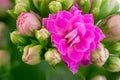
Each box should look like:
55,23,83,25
17,11,41,36
43,6,105,74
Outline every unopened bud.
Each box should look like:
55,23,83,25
98,0,119,20
17,11,41,36
49,1,62,13
99,15,120,42
77,0,91,13
32,0,51,17
107,42,120,54
22,45,42,65
91,43,109,66
14,3,29,15
91,75,106,80
104,55,120,72
10,31,30,46
45,48,61,66
35,28,50,47
57,0,74,10
90,0,102,17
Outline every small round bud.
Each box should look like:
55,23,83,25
10,31,30,46
104,55,120,72
14,3,28,15
57,0,74,10
77,0,91,13
45,48,61,66
35,28,50,47
49,1,62,13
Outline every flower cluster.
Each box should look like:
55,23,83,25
9,0,120,74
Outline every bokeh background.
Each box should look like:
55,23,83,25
0,0,120,80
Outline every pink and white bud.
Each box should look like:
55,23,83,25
22,45,42,65
91,43,109,66
99,15,120,42
16,11,41,36
45,48,61,66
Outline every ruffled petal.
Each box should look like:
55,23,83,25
84,29,95,42
55,16,72,35
75,39,90,52
59,39,68,55
47,20,57,34
73,22,86,37
83,14,94,24
61,11,72,20
67,47,83,62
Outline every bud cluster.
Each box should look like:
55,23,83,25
76,0,120,22
10,10,61,65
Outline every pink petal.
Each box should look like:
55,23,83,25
94,30,102,42
62,55,79,74
69,63,79,74
70,15,83,24
55,16,72,34
95,27,105,39
51,34,62,46
89,42,96,50
65,29,78,44
85,23,95,31
75,39,90,52
48,14,57,19
61,11,72,20
47,20,57,34
42,18,48,28
67,47,83,62
73,22,86,36
80,52,91,66
84,29,95,42
70,36,80,47
70,6,79,14
58,39,68,55
83,14,94,24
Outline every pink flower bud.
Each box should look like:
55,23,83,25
16,11,41,36
90,43,109,66
99,15,120,42
45,48,61,66
22,45,42,65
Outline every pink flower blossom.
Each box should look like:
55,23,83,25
17,11,41,36
43,6,105,74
